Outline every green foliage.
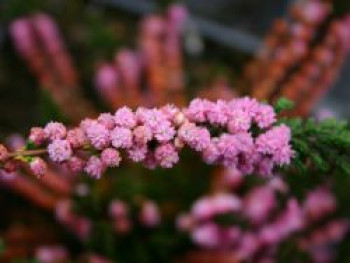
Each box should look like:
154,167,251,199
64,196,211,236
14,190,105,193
274,97,294,114
285,117,350,177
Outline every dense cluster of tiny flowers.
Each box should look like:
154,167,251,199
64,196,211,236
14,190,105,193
177,171,349,262
0,97,293,178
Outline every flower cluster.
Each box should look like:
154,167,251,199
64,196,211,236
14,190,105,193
108,199,161,234
177,171,349,262
0,97,293,179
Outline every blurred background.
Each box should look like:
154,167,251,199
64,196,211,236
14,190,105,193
0,0,350,262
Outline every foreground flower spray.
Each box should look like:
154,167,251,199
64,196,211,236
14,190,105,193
0,97,293,179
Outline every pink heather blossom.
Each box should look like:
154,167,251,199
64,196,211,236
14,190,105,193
133,125,153,145
153,121,176,142
98,113,116,130
191,223,220,248
178,123,211,152
227,109,252,133
114,106,137,128
48,139,72,162
217,134,240,165
161,104,180,121
155,143,179,168
84,121,110,150
101,148,121,167
109,200,129,219
211,193,242,214
228,97,259,118
44,121,67,140
128,144,148,162
29,127,47,145
185,98,209,123
256,157,274,177
254,104,276,129
66,128,87,148
35,246,68,263
139,201,161,227
244,187,276,224
66,156,85,173
303,187,336,221
0,144,8,162
29,157,47,178
206,100,229,126
110,127,133,149
80,118,95,131
201,140,220,164
191,197,214,220
223,167,244,189
173,111,186,126
256,124,293,166
136,108,167,129
279,199,305,234
85,156,105,179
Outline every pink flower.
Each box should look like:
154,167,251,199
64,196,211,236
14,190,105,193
303,187,336,221
29,127,47,145
136,108,167,129
228,97,259,118
178,123,211,151
139,201,161,227
109,200,129,218
114,106,137,128
29,157,47,178
227,109,251,133
255,124,293,166
191,223,220,248
222,167,244,189
48,139,72,162
254,104,276,129
133,125,153,145
128,144,148,162
98,113,116,130
101,148,121,167
35,246,68,263
206,100,229,126
201,140,220,164
0,144,8,162
44,121,67,140
110,127,133,149
84,121,110,150
211,193,242,214
191,197,214,220
256,157,274,177
66,128,87,148
244,186,276,224
66,156,85,173
185,98,209,123
155,143,179,168
153,121,176,142
85,156,105,179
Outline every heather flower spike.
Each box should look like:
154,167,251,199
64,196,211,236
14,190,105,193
0,97,293,179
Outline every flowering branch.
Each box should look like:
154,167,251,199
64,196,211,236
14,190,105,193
0,97,294,179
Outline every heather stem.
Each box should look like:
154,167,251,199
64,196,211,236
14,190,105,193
7,149,47,159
